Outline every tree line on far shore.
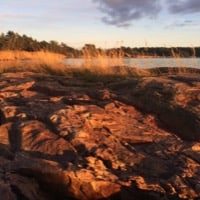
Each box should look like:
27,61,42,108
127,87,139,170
0,31,200,58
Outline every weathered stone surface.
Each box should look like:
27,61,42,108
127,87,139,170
111,75,200,141
0,71,199,199
0,182,17,200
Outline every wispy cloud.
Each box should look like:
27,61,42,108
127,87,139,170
93,0,161,27
165,19,197,29
93,0,200,28
169,0,200,14
0,13,32,19
0,0,199,48
0,0,94,27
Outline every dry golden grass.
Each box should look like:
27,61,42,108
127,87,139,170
0,50,65,61
78,47,151,76
0,51,69,75
169,48,197,74
78,64,150,77
81,47,124,69
0,50,198,80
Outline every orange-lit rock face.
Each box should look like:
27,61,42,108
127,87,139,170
0,71,199,199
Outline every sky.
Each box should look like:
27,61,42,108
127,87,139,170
0,0,200,48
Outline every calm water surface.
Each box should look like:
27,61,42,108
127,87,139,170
65,58,200,69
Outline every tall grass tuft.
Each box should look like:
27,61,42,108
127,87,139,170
0,49,199,79
0,50,71,75
0,50,66,61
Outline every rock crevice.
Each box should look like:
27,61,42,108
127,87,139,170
0,72,199,199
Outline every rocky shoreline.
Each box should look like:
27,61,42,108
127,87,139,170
0,71,199,199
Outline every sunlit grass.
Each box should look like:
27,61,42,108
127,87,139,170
78,47,151,77
0,50,199,80
0,50,69,75
0,50,65,61
0,50,151,78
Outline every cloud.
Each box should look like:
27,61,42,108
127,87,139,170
93,0,161,27
169,0,200,14
165,19,196,29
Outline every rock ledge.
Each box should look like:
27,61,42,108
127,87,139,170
0,72,199,199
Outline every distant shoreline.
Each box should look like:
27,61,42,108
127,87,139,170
1,31,200,59
1,50,200,61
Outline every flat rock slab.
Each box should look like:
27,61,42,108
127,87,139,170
0,72,199,199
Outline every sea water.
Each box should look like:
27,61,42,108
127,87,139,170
64,58,200,69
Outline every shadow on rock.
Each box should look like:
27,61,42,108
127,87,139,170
111,77,200,141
